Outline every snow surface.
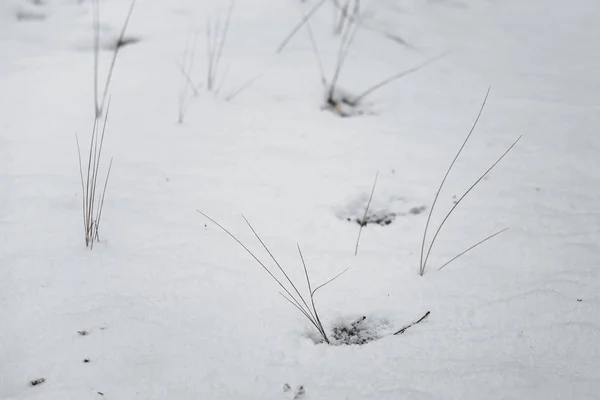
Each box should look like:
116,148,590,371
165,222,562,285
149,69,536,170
1,0,600,399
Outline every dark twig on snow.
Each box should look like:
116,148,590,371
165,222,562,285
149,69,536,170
393,311,430,335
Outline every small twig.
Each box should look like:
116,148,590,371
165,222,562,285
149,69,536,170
438,227,510,271
354,171,378,256
394,311,430,335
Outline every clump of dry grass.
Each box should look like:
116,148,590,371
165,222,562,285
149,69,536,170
419,88,522,275
198,211,347,344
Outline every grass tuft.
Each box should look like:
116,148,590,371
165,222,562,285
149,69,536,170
197,210,348,344
419,88,521,275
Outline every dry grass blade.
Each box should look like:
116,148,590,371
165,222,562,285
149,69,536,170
311,267,349,295
355,171,378,256
422,135,522,270
94,0,137,117
92,0,100,116
176,32,202,123
330,0,359,28
176,60,201,97
304,9,327,87
276,0,328,53
224,71,265,102
297,245,328,341
214,1,234,78
75,135,87,239
354,52,448,103
438,227,509,271
419,88,491,276
94,157,113,241
206,1,234,92
328,9,360,100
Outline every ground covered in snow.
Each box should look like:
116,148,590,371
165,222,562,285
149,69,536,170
1,0,599,399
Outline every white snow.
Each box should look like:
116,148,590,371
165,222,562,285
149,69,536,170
1,0,599,399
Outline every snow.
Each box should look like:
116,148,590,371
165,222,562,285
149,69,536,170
1,0,599,399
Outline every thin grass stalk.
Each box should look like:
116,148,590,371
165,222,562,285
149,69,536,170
437,227,509,271
304,10,327,87
297,245,329,342
419,88,491,276
91,98,111,201
331,0,360,32
84,118,98,245
78,99,112,247
76,135,88,241
213,1,234,81
93,0,100,117
354,52,448,103
422,135,522,271
205,1,234,92
94,156,113,240
278,292,327,339
177,32,201,122
176,61,201,96
224,71,265,102
334,0,350,34
276,0,328,53
214,66,230,98
209,16,220,90
206,17,213,90
88,102,110,239
98,0,137,116
355,171,378,256
312,268,348,295
328,13,359,99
